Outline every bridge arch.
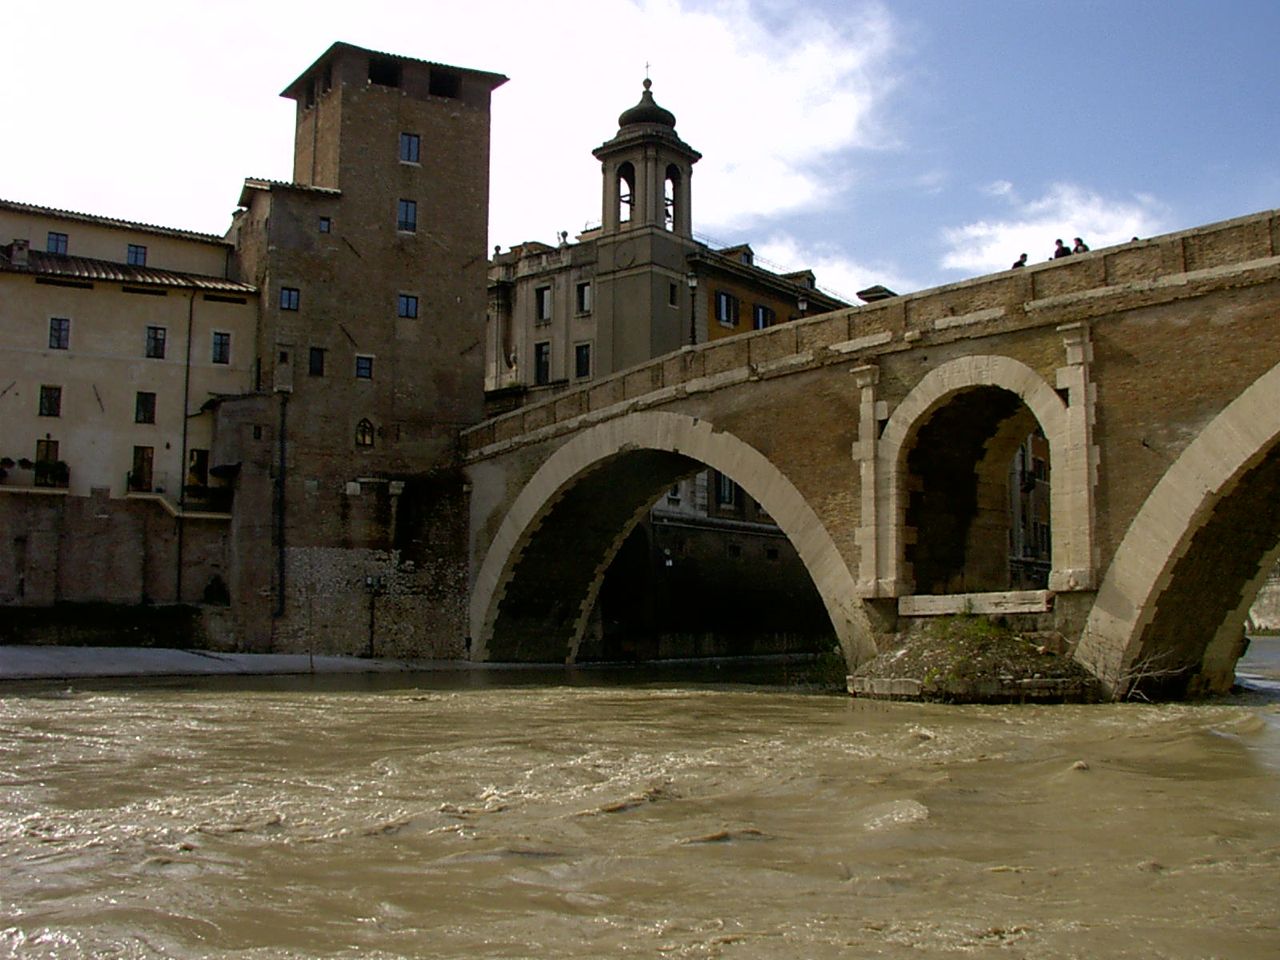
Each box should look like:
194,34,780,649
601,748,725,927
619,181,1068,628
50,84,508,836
870,355,1092,595
470,410,872,664
1077,359,1280,697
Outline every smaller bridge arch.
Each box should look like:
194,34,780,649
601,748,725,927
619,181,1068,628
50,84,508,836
470,410,874,664
865,352,1095,597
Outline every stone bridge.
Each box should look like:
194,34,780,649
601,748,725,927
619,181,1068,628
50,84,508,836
462,209,1280,697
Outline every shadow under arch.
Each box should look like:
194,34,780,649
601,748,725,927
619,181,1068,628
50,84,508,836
871,355,1086,596
470,410,870,664
1078,360,1280,697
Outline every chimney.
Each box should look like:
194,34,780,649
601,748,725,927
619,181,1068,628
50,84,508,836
9,238,29,267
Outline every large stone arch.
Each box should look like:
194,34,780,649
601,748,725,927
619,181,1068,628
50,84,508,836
861,352,1093,596
470,410,870,664
1077,360,1280,695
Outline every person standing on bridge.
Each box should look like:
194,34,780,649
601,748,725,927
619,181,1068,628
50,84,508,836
1012,253,1028,269
1073,237,1090,254
1053,239,1071,259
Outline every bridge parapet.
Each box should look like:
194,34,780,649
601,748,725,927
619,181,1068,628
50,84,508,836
464,209,1279,460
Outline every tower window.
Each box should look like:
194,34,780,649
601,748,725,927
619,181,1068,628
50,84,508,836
46,232,68,255
668,282,678,307
428,69,461,99
211,331,231,364
399,132,420,163
38,385,62,417
397,294,419,318
715,291,739,327
355,418,375,447
368,56,401,88
664,165,681,232
534,341,551,385
127,244,147,266
535,286,552,323
397,199,417,233
145,325,166,359
318,216,332,233
617,162,635,225
355,355,374,379
49,317,70,349
280,286,300,311
309,347,326,376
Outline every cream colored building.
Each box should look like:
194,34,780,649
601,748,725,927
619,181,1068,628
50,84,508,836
0,201,257,504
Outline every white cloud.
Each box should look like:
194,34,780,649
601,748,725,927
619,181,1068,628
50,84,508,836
482,0,899,245
754,234,918,304
940,183,1170,275
0,0,899,249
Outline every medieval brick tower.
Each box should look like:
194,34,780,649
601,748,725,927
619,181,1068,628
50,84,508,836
219,43,508,653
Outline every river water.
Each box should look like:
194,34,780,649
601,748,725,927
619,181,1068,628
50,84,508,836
3,643,1279,959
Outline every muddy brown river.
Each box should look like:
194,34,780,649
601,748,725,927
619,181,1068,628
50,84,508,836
3,643,1279,959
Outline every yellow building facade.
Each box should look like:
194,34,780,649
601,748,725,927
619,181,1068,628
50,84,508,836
0,202,257,501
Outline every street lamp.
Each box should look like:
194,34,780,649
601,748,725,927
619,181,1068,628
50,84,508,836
797,294,809,318
687,273,699,345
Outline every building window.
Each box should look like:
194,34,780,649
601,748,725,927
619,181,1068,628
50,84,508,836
309,347,326,376
752,304,775,330
355,355,374,379
318,216,332,233
145,325,166,359
135,391,156,424
399,132,420,163
715,291,739,327
535,286,552,323
715,471,739,506
534,341,550,386
397,199,417,233
279,286,300,311
49,317,70,350
211,331,231,364
355,418,375,447
46,232,68,255
130,445,153,492
575,282,592,314
668,282,678,307
127,244,147,266
34,439,60,488
574,342,591,379
397,294,419,318
38,385,62,417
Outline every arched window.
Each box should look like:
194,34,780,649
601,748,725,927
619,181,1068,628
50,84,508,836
617,162,635,224
664,165,681,231
355,418,375,448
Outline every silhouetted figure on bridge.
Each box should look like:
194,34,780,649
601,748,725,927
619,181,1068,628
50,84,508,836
1073,237,1090,254
1012,253,1028,269
1053,239,1071,259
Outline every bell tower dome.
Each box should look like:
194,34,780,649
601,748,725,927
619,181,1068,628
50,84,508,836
593,79,701,237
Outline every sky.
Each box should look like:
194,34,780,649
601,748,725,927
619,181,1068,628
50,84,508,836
3,0,1277,302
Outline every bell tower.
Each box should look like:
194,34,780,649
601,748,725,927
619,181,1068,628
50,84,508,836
593,79,701,237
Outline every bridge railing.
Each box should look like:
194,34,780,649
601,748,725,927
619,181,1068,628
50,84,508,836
462,208,1279,457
